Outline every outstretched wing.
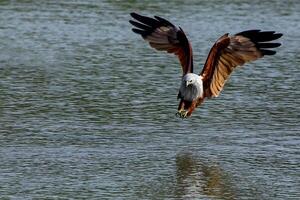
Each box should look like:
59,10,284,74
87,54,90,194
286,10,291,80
130,12,193,75
200,30,283,97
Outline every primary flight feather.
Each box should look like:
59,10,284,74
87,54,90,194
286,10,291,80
129,12,282,118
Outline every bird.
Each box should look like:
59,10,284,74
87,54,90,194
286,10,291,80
129,12,282,118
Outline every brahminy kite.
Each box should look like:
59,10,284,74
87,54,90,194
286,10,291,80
129,12,282,118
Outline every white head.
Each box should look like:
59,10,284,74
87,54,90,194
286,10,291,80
179,73,203,101
183,73,199,87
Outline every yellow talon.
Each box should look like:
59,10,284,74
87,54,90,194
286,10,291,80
176,110,188,118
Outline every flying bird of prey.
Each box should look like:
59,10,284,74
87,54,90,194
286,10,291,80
129,12,282,118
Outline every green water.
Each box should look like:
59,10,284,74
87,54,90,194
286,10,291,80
0,0,299,199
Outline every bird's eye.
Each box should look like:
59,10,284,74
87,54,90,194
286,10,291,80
189,80,193,82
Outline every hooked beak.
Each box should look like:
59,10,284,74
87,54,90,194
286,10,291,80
186,81,190,87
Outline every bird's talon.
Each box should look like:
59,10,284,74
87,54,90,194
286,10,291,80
176,110,188,118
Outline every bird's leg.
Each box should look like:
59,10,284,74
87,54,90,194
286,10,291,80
196,97,204,107
176,100,187,118
178,101,195,118
178,99,185,112
186,101,197,117
186,98,205,117
176,100,200,118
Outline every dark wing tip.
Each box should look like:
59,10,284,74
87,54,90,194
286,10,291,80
261,49,277,55
154,15,175,27
237,29,283,42
131,28,148,37
129,12,161,29
236,29,283,56
235,29,261,36
129,19,152,31
272,33,283,40
130,12,139,18
129,19,136,26
131,28,142,34
130,12,178,39
130,12,174,27
257,42,281,48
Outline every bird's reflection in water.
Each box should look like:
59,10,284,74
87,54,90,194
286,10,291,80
175,152,236,200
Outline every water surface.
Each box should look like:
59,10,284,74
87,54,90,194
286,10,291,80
0,0,299,199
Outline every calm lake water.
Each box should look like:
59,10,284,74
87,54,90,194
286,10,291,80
0,0,299,199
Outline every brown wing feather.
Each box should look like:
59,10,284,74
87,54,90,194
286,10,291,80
201,30,282,97
130,13,193,75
